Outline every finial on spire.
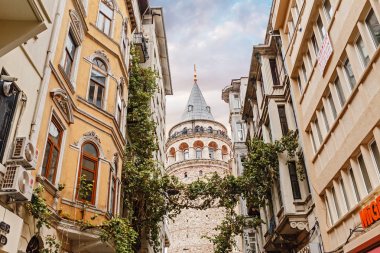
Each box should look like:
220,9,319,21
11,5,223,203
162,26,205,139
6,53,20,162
194,64,197,84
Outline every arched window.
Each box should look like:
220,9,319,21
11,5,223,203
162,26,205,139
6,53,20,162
188,105,193,112
195,126,200,132
196,149,202,159
208,141,218,160
193,140,204,159
207,126,213,133
169,147,176,161
222,145,228,159
182,127,188,134
88,58,107,108
179,142,189,160
26,235,43,253
77,142,98,204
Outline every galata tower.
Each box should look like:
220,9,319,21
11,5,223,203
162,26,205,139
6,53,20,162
165,69,232,253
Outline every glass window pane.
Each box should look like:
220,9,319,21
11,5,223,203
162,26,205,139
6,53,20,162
334,77,346,106
288,161,301,199
49,122,60,145
41,142,51,177
100,2,113,18
324,0,332,21
47,148,59,182
370,141,380,174
331,186,341,218
104,18,111,35
349,168,360,202
321,107,329,131
96,86,104,108
91,69,106,85
82,158,95,171
344,59,356,89
67,34,76,58
358,155,372,193
327,93,337,119
64,54,73,76
97,14,105,31
312,34,319,55
88,82,95,103
317,16,326,40
340,178,350,211
366,10,380,47
356,36,370,67
83,143,97,156
81,170,94,202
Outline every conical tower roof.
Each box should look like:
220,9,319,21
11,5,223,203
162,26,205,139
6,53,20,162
181,82,214,121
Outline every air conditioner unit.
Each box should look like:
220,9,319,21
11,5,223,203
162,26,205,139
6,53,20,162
8,137,37,169
0,165,34,201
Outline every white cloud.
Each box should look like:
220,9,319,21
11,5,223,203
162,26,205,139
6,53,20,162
152,0,272,135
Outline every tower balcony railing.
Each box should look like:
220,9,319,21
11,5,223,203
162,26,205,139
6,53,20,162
168,127,229,141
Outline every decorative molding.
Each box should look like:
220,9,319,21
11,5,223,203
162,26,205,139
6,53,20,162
69,9,85,43
73,131,106,159
50,88,74,124
290,221,309,231
93,50,110,65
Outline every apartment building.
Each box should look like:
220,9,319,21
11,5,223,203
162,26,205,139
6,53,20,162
222,77,259,253
271,0,380,251
241,24,322,251
0,0,61,251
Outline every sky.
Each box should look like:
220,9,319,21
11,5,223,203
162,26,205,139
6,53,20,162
150,0,272,134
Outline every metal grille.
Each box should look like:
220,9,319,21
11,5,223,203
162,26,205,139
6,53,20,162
13,138,24,158
2,166,17,189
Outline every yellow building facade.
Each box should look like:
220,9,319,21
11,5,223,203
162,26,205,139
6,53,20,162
20,0,135,251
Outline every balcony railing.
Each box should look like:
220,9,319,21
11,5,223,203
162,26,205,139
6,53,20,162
133,33,149,63
168,127,228,140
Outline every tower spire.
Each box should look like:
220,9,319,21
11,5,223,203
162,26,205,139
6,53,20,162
194,64,197,84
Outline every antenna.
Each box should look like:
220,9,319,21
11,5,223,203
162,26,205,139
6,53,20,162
194,64,197,84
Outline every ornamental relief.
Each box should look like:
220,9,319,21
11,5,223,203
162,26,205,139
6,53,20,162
50,88,74,124
69,9,85,42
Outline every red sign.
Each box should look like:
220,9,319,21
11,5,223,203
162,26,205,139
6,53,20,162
317,34,333,73
359,195,380,228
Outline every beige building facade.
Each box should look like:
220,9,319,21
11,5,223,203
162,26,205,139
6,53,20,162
271,0,380,252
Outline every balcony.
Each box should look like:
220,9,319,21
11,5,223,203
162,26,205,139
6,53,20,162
133,33,149,63
168,127,229,142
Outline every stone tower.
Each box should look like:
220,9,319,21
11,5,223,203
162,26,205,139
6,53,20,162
165,74,232,253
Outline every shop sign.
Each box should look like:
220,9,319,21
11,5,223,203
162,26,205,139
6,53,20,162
359,195,380,228
317,34,333,73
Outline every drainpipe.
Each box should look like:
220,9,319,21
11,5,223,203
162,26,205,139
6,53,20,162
29,0,67,143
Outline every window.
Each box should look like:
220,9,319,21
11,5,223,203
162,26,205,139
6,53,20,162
209,147,215,159
315,119,323,143
343,59,356,89
236,122,244,141
88,58,107,108
310,130,317,153
0,73,19,161
317,16,326,40
184,150,189,160
370,140,380,174
321,107,329,131
327,93,337,120
184,172,188,178
349,167,361,203
206,106,211,113
115,86,122,126
334,77,346,106
41,118,63,183
277,105,289,135
339,177,350,211
63,32,77,77
297,76,303,93
301,64,307,83
199,170,203,176
97,0,113,35
366,9,380,47
331,186,341,219
325,196,334,225
311,33,319,56
233,94,241,109
77,143,98,204
121,21,129,65
323,0,333,22
196,149,202,159
288,161,301,199
358,154,373,193
108,160,118,214
306,51,313,69
269,59,280,86
356,36,370,67
188,105,193,112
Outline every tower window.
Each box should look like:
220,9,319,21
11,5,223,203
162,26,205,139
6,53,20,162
206,106,210,112
188,105,193,112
